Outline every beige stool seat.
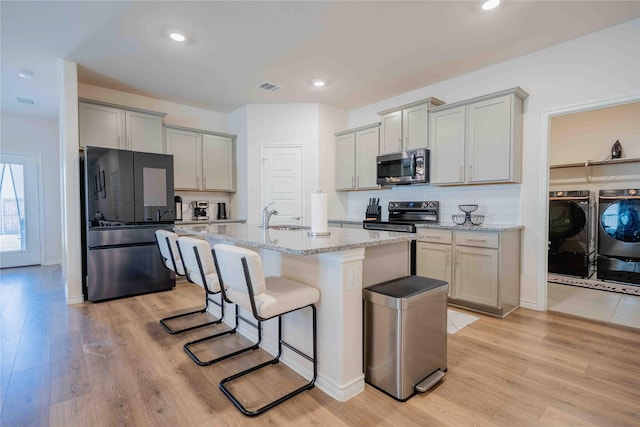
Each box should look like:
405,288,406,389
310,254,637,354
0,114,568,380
213,243,319,417
155,231,221,335
227,276,319,319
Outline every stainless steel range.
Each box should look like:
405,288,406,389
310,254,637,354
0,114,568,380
363,201,439,275
363,201,439,233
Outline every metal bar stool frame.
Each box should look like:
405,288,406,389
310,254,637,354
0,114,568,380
155,232,221,335
214,249,318,417
182,244,262,366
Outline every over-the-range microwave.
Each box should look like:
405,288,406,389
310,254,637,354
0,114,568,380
376,148,429,185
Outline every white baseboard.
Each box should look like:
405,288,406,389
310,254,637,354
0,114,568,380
519,299,539,310
66,295,84,305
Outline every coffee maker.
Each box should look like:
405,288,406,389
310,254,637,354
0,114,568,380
190,201,209,221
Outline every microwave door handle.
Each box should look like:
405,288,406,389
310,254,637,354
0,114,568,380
410,153,416,178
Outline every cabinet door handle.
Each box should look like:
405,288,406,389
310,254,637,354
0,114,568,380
292,216,301,220
117,136,120,148
469,164,473,180
446,252,450,265
203,176,207,188
197,175,200,188
425,235,441,239
467,238,487,243
127,136,130,149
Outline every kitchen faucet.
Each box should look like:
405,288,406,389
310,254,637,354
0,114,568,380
261,202,279,228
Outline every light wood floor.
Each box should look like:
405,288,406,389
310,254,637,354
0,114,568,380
1,265,639,426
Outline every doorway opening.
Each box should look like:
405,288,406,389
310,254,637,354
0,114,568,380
543,96,640,328
0,153,42,268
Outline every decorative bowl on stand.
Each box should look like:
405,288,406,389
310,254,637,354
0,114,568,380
453,204,484,226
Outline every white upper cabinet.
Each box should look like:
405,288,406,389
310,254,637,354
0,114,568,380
79,100,165,153
429,88,527,186
335,124,380,191
378,97,444,155
429,106,466,185
202,134,235,192
125,110,165,154
79,103,123,150
336,132,357,190
165,125,236,192
165,127,201,190
467,95,514,183
380,111,402,154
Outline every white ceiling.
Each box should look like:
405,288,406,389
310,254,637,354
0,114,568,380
2,1,640,120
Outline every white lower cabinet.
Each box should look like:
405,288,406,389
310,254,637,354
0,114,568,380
416,227,521,317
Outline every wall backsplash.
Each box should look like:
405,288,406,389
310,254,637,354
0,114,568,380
175,191,232,220
346,184,521,225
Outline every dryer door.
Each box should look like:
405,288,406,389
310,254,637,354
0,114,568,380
549,201,586,238
600,200,640,243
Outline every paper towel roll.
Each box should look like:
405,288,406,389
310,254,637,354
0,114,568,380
310,192,328,234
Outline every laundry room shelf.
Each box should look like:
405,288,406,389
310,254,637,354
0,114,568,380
550,157,640,169
550,157,640,183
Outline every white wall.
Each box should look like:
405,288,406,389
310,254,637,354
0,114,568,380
318,104,348,220
550,101,640,164
1,113,61,264
229,106,248,221
346,19,640,309
59,60,83,304
231,103,340,225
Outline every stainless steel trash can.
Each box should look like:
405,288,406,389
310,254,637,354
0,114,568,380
363,275,448,401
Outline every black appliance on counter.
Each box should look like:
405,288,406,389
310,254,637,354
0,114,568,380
363,201,439,273
548,190,594,278
81,146,176,302
597,188,640,285
217,202,228,220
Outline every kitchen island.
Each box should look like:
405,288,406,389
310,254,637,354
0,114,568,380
174,223,416,402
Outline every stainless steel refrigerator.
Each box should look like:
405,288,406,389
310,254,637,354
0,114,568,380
81,146,176,302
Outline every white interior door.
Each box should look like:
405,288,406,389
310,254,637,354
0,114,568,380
0,153,41,267
261,146,303,225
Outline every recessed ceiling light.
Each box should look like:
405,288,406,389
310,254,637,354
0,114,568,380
482,0,500,10
312,79,326,87
169,32,186,42
18,69,34,79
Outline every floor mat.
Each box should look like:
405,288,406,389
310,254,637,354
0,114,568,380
447,309,479,334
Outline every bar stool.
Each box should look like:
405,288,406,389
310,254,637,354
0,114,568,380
155,231,220,334
178,237,262,366
212,243,320,417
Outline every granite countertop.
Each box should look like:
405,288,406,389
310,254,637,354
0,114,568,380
415,223,523,232
174,219,246,225
329,218,364,226
174,223,415,256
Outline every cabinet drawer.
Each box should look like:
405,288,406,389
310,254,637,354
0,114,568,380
417,228,452,244
455,231,499,249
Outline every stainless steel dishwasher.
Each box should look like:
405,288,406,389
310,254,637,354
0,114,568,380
363,275,448,401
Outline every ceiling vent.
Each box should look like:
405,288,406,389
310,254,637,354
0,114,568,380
16,97,36,105
257,81,284,92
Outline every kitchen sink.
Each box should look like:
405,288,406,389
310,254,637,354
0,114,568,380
269,225,310,230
